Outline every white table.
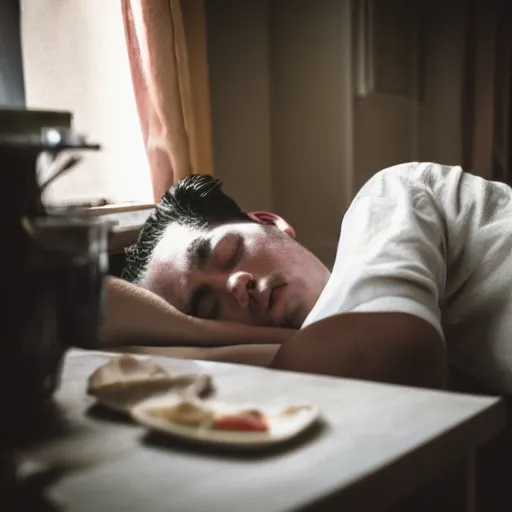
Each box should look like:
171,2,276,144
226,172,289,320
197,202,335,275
26,350,505,512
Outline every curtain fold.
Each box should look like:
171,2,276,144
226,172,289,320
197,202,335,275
461,0,512,184
121,0,213,202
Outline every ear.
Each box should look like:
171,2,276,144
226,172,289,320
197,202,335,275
247,211,296,238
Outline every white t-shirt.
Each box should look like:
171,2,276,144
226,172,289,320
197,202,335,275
303,162,512,393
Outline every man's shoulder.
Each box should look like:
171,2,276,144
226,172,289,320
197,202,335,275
354,162,431,200
355,162,464,203
369,161,459,184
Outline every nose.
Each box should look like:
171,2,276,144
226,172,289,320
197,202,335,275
227,271,255,308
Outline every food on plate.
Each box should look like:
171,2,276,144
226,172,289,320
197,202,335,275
87,355,212,413
87,356,320,448
145,401,270,432
132,398,320,447
213,409,269,432
87,354,171,392
149,400,215,427
278,405,311,417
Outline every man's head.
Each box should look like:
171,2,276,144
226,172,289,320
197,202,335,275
123,175,330,328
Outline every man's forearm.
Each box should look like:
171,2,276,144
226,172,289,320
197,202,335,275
114,344,280,367
271,312,446,389
101,277,293,348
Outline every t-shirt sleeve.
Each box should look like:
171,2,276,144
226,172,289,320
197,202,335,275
302,168,447,339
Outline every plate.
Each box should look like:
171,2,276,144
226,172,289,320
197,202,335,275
131,395,320,449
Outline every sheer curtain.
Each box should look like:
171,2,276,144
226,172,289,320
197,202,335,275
121,0,213,201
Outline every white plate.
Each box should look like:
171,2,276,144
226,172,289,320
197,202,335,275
131,396,320,449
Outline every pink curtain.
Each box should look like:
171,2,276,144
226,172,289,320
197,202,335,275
121,0,213,201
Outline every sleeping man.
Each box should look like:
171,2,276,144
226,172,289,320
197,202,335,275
103,162,512,393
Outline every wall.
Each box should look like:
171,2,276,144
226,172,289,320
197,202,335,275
351,0,470,192
20,0,152,204
269,0,353,266
352,1,419,192
206,0,353,267
206,0,470,265
206,0,273,212
353,93,418,192
417,0,467,167
353,1,469,191
0,0,25,106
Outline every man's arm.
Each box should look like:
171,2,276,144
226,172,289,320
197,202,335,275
101,277,293,348
115,344,280,367
271,166,452,389
271,312,446,388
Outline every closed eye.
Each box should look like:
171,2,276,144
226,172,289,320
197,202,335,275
187,284,209,317
202,300,219,320
188,285,219,320
197,293,219,320
221,236,244,270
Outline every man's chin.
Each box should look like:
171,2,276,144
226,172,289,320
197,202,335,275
279,305,306,330
254,316,295,330
279,318,297,329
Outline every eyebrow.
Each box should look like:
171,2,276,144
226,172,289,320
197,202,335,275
186,236,212,269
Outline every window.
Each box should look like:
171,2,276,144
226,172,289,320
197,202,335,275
20,0,153,205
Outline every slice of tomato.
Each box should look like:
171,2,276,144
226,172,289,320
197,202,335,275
213,410,269,432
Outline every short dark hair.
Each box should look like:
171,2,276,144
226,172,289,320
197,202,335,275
123,174,250,283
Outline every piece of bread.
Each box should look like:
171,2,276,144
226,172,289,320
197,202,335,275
87,354,211,413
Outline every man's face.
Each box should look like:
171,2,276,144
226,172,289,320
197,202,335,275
141,217,330,329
